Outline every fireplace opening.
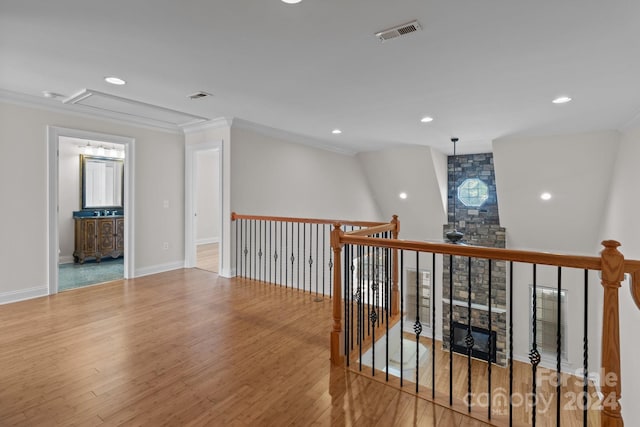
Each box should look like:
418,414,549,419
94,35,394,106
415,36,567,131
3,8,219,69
451,321,496,363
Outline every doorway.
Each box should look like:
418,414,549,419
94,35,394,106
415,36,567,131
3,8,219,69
185,142,222,273
47,127,135,295
57,137,126,291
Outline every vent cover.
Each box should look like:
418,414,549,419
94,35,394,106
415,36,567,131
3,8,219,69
188,91,213,100
375,20,422,42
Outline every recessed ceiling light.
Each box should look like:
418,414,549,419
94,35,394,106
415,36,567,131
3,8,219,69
540,192,552,200
282,0,302,3
552,96,571,104
332,129,342,135
105,76,126,85
420,116,433,123
399,192,408,199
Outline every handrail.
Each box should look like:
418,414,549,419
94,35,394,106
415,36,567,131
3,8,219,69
340,235,640,274
344,223,396,237
231,212,386,228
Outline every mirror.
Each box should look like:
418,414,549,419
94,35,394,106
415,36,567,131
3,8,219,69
81,155,124,209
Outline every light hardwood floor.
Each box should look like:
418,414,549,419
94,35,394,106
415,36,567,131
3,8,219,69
0,270,489,426
196,243,218,273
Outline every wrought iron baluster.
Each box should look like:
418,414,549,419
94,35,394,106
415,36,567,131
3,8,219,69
315,224,319,296
279,222,287,286
308,224,313,294
297,223,301,290
466,256,473,413
414,251,422,393
345,244,350,366
323,224,326,296
556,267,562,426
432,252,436,399
488,259,493,419
531,264,540,426
243,220,248,278
358,244,363,371
251,220,255,280
509,261,514,426
583,269,589,427
385,245,389,382
286,222,290,288
370,247,378,377
235,218,238,277
400,250,404,387
269,221,272,284
303,223,307,291
449,254,454,406
258,220,263,282
367,246,371,337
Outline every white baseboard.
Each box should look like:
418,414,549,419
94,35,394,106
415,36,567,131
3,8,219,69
135,261,184,278
59,255,74,264
196,237,219,245
0,286,49,305
219,267,235,278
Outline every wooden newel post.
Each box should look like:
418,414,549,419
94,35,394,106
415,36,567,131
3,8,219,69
391,215,400,316
330,224,345,366
600,240,625,427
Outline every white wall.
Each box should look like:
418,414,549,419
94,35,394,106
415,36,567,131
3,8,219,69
493,131,620,386
493,130,620,254
0,101,185,302
357,145,447,242
600,126,640,423
230,125,381,221
58,138,83,263
195,150,219,244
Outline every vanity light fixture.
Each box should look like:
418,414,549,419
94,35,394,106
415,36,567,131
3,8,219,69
105,76,126,85
83,142,94,156
552,96,571,104
332,129,342,135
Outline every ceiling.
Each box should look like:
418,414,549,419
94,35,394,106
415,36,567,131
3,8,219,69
2,0,639,154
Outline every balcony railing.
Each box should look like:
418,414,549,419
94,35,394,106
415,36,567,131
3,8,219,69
232,212,640,426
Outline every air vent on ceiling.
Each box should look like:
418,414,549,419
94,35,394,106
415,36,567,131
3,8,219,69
375,20,422,42
188,91,213,100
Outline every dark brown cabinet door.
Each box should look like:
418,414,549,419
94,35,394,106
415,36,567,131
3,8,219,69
74,217,124,263
98,219,115,256
115,218,125,253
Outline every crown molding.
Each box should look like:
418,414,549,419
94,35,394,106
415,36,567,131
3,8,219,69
0,89,183,135
231,118,357,156
181,116,233,134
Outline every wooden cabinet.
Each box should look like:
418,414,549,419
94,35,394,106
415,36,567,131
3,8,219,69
73,216,124,264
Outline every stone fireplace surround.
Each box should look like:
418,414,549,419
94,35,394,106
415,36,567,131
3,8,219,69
441,153,508,366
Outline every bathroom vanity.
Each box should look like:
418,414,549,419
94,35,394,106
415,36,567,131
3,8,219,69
73,214,124,264
72,154,126,264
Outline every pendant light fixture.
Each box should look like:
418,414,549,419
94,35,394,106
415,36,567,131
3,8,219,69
446,137,464,244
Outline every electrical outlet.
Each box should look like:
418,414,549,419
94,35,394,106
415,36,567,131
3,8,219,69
162,242,169,250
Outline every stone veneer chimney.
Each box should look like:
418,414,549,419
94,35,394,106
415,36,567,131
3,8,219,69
442,153,508,366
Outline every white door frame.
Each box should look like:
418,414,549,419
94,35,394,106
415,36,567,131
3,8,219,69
47,126,135,294
185,141,223,270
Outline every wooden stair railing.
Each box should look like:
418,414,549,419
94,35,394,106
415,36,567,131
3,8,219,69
330,217,640,427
